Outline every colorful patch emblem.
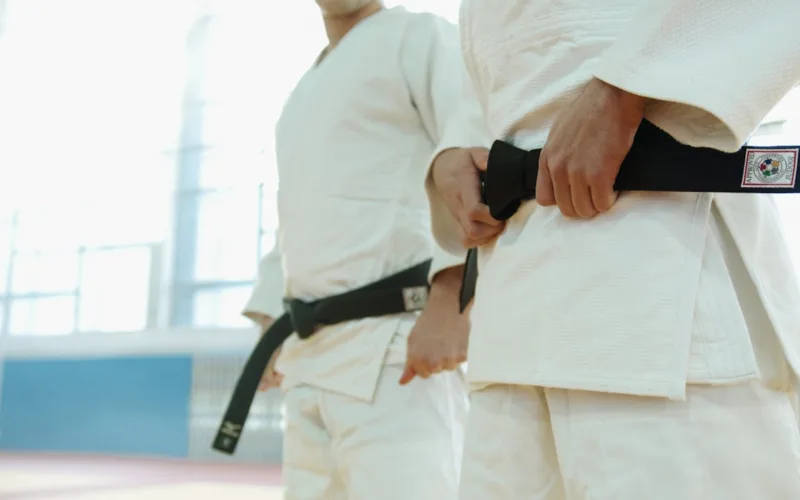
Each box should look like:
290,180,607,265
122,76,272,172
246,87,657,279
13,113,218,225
741,148,798,188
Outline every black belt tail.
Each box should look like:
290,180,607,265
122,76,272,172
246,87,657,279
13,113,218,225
212,260,432,455
212,314,293,454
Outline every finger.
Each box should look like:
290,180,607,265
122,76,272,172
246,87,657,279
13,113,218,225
414,361,433,379
460,219,502,248
535,157,556,206
471,228,503,245
458,194,490,240
590,183,619,213
461,233,501,250
458,164,490,215
460,230,501,250
466,204,504,226
552,169,577,218
426,358,445,375
442,358,460,371
464,220,504,240
399,364,417,385
569,177,597,219
469,148,489,171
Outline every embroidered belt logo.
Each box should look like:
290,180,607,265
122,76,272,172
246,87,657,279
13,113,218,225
742,148,798,188
402,286,428,311
220,421,242,439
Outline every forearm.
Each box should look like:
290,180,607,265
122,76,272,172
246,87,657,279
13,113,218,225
243,267,284,323
429,264,464,302
242,235,286,324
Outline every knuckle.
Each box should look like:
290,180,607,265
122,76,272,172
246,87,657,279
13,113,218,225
423,355,439,367
459,231,474,248
586,169,608,186
545,155,566,175
466,205,483,220
550,164,568,182
465,225,483,241
565,160,582,177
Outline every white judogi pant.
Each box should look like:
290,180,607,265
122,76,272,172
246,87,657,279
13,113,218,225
460,214,800,500
461,378,800,500
282,364,467,500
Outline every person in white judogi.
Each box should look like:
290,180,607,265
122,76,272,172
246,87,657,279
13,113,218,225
242,2,489,499
425,1,800,498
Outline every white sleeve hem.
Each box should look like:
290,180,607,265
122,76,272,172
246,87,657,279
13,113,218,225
424,162,468,256
428,244,466,283
593,63,744,153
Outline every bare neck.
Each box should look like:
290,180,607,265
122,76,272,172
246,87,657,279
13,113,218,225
322,2,383,49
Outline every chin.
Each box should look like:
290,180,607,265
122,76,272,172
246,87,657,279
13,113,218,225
317,0,372,16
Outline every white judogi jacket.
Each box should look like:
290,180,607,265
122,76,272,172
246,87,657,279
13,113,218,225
243,7,483,401
427,0,800,399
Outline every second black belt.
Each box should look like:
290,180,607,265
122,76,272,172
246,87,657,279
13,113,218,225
213,259,432,455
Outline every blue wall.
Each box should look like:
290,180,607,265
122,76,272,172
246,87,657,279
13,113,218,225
0,355,192,457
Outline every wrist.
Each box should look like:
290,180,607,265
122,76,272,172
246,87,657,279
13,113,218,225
431,147,459,181
430,265,464,295
592,78,647,117
433,147,459,164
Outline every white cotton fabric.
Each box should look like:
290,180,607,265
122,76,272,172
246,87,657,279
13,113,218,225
427,0,800,399
243,7,481,401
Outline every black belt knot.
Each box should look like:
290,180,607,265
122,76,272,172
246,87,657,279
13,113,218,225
483,139,539,221
282,298,318,339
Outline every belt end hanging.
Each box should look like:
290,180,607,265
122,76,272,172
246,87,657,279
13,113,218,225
212,419,243,455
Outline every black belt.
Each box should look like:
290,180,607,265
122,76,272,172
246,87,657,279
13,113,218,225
459,120,800,311
212,259,432,455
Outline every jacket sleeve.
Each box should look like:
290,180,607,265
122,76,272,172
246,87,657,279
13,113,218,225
399,12,493,258
592,0,800,152
242,240,285,324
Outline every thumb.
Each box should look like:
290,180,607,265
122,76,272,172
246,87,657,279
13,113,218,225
469,148,489,172
398,364,417,385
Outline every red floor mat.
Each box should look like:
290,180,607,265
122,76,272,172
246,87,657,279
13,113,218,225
0,453,283,499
